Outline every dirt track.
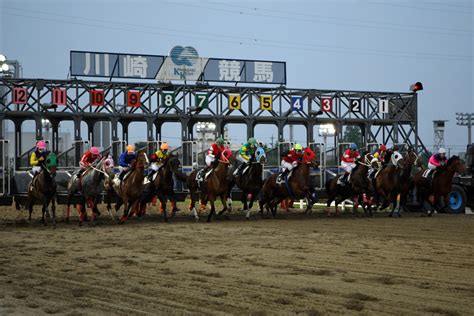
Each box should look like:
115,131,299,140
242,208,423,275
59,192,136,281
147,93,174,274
1,205,474,315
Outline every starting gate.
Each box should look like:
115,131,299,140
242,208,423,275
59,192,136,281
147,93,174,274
0,140,11,196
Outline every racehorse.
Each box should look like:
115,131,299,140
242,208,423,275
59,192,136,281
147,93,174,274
325,152,373,216
258,147,318,218
110,149,149,223
187,148,233,222
373,150,405,216
26,153,58,226
391,148,419,216
227,146,266,219
65,155,114,226
137,155,183,222
414,155,465,215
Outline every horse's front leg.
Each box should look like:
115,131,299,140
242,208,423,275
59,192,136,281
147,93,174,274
51,196,56,227
217,195,228,217
207,199,216,222
41,200,47,226
159,195,168,223
120,200,130,223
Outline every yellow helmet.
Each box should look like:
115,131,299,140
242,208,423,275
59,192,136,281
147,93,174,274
127,144,135,153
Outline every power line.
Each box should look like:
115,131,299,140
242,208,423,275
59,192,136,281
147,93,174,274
368,1,473,14
162,1,473,37
208,1,472,35
4,8,472,62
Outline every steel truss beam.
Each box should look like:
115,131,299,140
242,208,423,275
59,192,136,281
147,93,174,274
0,78,428,167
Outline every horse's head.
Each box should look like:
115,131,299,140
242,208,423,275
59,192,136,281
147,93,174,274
447,155,465,174
136,150,149,169
403,149,418,168
97,154,115,175
303,147,318,167
390,150,404,168
44,152,58,177
168,156,181,172
220,148,234,164
255,146,266,164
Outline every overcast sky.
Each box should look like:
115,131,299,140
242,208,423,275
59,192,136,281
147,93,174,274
1,0,472,152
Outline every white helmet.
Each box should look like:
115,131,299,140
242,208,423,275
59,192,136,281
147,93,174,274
438,148,446,154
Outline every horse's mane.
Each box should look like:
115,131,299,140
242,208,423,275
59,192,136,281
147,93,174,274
447,155,459,166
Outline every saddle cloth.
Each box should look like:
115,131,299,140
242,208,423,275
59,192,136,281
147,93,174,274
336,173,351,185
422,169,434,179
233,165,250,176
276,169,294,185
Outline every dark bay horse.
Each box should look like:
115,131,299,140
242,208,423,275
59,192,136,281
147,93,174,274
325,152,373,216
65,155,115,226
414,155,465,215
374,150,405,216
110,150,149,223
227,146,266,219
187,148,233,222
137,156,183,222
258,147,318,218
27,153,58,226
391,148,419,216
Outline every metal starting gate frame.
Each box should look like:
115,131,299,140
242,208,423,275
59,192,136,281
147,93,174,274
0,77,428,200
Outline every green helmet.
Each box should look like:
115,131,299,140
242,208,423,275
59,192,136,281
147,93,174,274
248,137,257,146
216,137,225,146
294,143,303,151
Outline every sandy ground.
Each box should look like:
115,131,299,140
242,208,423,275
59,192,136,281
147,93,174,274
0,203,473,315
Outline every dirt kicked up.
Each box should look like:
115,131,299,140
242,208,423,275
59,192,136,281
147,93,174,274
1,207,473,315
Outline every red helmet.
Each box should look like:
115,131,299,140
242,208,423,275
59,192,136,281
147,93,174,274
379,144,387,151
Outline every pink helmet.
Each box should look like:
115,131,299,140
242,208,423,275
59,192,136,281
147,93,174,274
90,146,99,155
36,140,46,149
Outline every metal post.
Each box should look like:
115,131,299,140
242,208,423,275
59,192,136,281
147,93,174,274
468,114,472,145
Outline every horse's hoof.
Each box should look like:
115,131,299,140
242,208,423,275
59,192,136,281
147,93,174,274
79,222,83,227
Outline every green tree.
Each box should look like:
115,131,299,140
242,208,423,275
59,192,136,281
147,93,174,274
342,125,363,148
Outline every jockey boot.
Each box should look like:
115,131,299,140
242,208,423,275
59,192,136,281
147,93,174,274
281,168,290,180
119,171,126,181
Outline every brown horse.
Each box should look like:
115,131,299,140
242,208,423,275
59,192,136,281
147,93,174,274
137,156,183,222
390,148,419,216
259,147,318,218
187,148,233,222
26,153,58,226
110,149,149,223
326,152,373,216
373,150,405,216
414,155,465,215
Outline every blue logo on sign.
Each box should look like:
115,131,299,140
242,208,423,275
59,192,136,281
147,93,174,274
170,46,198,66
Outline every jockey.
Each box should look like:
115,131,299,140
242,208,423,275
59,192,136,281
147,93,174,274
339,143,361,184
280,143,304,178
205,137,225,169
118,144,137,181
234,137,257,176
149,143,170,179
428,147,447,171
369,144,387,178
79,146,101,174
30,140,49,177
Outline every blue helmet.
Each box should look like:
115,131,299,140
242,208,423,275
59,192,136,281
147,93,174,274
350,143,358,150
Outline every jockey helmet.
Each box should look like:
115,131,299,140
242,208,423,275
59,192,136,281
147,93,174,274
36,140,46,150
438,147,446,154
294,143,303,151
127,144,135,153
350,143,358,150
248,138,257,146
90,146,99,155
216,137,225,146
160,143,170,151
379,144,387,151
